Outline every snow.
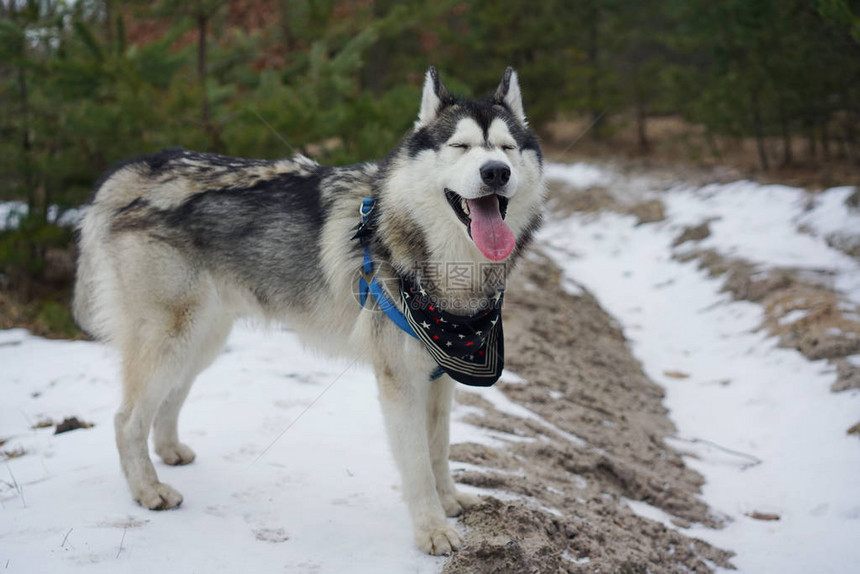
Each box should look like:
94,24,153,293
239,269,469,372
49,205,82,228
798,186,860,242
0,202,81,231
476,386,587,447
0,201,26,230
778,309,811,326
664,180,860,304
498,369,527,385
0,326,462,573
622,497,682,531
0,318,560,573
543,163,613,190
2,165,859,572
542,163,860,574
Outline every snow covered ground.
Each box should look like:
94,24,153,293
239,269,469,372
2,165,859,572
664,181,860,304
0,326,521,573
542,164,860,573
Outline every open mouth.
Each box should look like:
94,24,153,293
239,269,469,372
444,189,509,230
444,188,514,261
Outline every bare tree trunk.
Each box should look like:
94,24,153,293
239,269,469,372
587,2,602,140
778,99,792,166
841,91,857,163
197,14,209,126
805,115,817,159
822,116,831,161
280,0,294,54
17,64,40,221
105,0,113,48
360,0,391,95
705,129,721,160
750,90,769,171
635,95,649,154
197,12,222,151
836,132,846,160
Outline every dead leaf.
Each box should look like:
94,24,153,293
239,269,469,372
54,417,94,435
663,370,690,379
1,447,25,460
746,511,780,521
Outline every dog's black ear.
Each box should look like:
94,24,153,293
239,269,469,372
494,67,527,125
416,66,450,128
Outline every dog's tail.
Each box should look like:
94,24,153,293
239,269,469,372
72,166,139,343
72,199,112,340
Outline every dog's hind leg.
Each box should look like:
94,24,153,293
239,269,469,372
375,361,462,555
153,313,233,466
115,322,191,510
151,375,198,466
427,375,483,517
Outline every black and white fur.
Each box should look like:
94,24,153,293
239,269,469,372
73,67,545,555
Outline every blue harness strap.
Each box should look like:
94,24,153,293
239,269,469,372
357,197,444,381
367,273,419,337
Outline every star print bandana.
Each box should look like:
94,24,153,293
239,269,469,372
399,275,504,387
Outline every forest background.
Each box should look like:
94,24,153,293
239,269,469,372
1,0,858,335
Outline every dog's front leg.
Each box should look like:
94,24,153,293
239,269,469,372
427,375,483,517
375,365,462,555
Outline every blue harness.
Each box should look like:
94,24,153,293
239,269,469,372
356,198,444,381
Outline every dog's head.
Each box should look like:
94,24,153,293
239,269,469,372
383,67,544,270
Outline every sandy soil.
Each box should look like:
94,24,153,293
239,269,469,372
445,252,735,572
677,247,860,395
445,162,860,572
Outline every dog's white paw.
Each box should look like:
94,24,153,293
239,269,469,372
440,495,463,517
156,442,196,466
440,490,484,517
136,482,184,510
416,525,462,555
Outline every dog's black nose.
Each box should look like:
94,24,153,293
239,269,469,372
480,162,511,189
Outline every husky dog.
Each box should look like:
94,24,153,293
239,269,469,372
73,67,545,555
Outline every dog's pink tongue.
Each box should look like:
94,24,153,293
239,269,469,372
467,195,516,261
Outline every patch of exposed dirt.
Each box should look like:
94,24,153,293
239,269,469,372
545,182,617,218
546,178,666,225
1,446,26,460
447,254,734,573
673,222,711,247
549,166,860,433
678,248,860,395
628,200,666,225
